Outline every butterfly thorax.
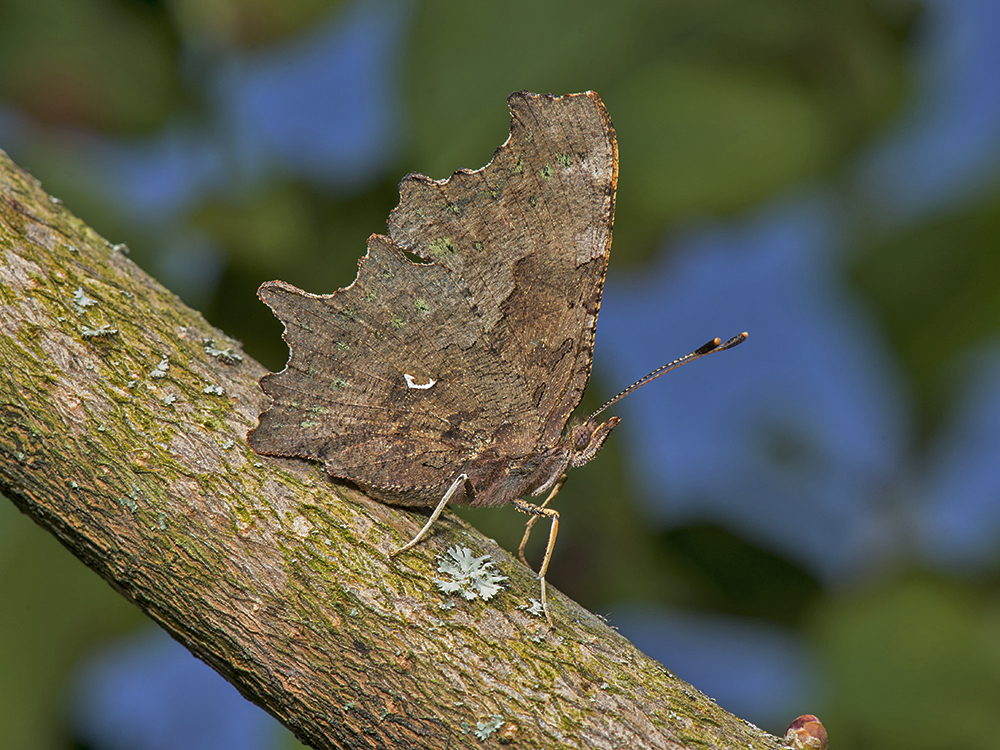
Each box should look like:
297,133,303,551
463,415,620,508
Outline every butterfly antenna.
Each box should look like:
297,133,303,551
586,332,748,422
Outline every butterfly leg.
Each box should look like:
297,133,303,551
517,474,567,566
390,473,468,557
512,496,560,627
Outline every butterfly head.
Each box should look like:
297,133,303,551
567,416,620,469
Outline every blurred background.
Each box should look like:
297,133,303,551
3,0,1000,748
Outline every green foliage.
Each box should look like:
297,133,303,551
0,501,144,750
851,189,1000,442
168,0,347,48
0,0,179,132
812,576,1000,750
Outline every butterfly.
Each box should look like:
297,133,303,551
248,91,746,625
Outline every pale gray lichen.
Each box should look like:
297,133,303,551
80,324,118,338
118,487,140,512
203,339,243,365
518,598,544,617
72,287,98,311
203,385,224,396
150,358,169,379
474,716,504,740
434,546,507,601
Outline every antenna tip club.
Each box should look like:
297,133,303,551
696,337,722,355
718,332,749,351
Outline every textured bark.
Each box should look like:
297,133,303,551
0,148,785,750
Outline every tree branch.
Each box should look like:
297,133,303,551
0,149,784,750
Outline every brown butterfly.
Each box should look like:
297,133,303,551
248,91,746,625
